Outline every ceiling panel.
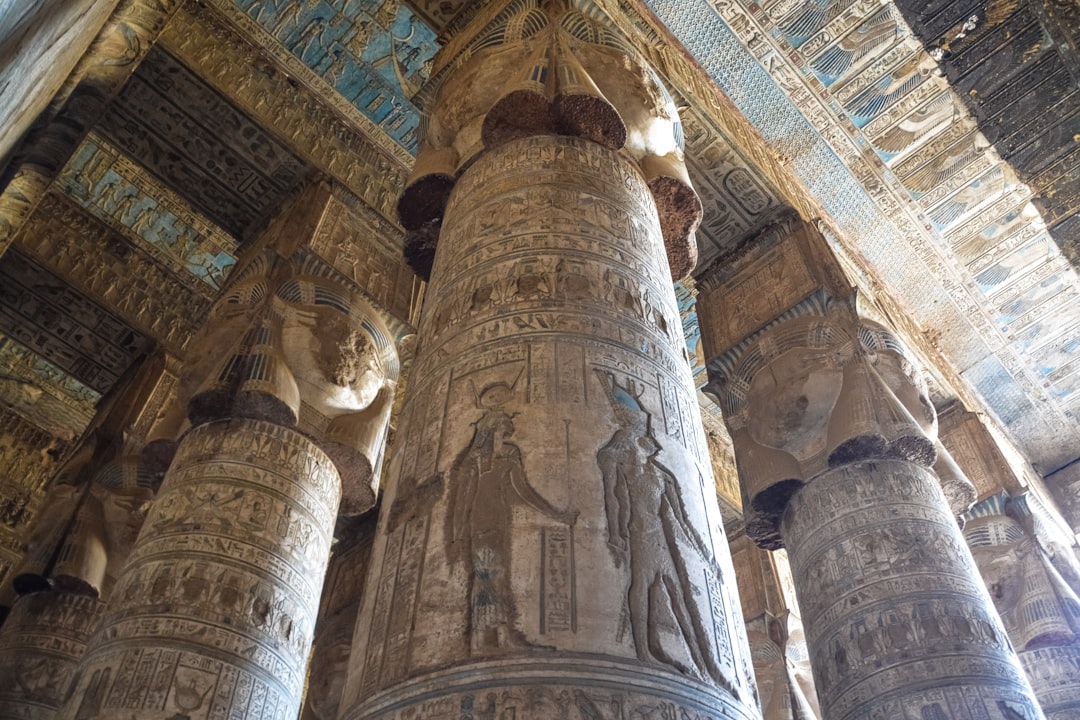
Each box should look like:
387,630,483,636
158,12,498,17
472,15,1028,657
102,46,310,238
0,250,151,393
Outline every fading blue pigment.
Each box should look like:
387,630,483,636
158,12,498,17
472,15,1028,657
642,0,1078,427
675,282,706,386
235,0,438,153
0,334,102,407
62,141,238,290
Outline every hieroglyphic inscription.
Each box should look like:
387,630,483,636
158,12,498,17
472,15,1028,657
160,4,410,225
101,46,309,238
540,527,576,635
65,419,340,720
309,191,414,326
0,410,63,534
0,332,98,443
341,135,753,719
1020,645,1080,719
0,592,104,720
59,133,238,296
783,460,1042,720
0,251,150,393
13,192,208,354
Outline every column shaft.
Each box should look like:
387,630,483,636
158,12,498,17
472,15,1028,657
340,134,757,719
0,592,104,720
963,494,1080,720
60,419,339,720
783,459,1039,720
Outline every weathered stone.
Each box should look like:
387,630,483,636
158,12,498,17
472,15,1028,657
0,591,104,720
785,460,1041,720
59,419,340,720
341,128,757,719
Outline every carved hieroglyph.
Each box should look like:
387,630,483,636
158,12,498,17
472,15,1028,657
0,591,104,720
301,516,377,720
784,460,1039,720
59,419,340,720
339,130,757,719
0,0,184,258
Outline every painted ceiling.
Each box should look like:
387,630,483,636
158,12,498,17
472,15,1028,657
636,0,1080,474
893,0,1080,263
3,0,1080,529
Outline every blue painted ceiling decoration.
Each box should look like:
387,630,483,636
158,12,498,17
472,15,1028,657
640,0,1080,472
234,0,440,153
60,134,240,296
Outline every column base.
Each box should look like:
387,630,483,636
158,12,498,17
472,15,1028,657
343,656,760,720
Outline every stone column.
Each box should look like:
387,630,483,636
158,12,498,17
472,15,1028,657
939,403,1080,718
338,4,758,719
698,216,1043,720
58,195,399,718
0,445,108,720
730,532,819,720
0,353,174,719
300,514,377,720
0,591,104,720
963,493,1080,720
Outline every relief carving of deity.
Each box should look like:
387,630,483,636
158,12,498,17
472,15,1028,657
445,376,576,654
595,370,724,685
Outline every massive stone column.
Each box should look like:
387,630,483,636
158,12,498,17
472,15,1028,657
938,403,1080,718
963,493,1080,720
58,207,399,719
698,216,1044,720
339,3,758,719
0,352,175,719
730,532,819,720
0,445,108,720
0,591,104,720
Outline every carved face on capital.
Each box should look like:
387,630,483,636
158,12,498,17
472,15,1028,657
279,301,385,417
744,345,843,464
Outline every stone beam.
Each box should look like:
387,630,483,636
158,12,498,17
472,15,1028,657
0,0,184,258
158,3,411,230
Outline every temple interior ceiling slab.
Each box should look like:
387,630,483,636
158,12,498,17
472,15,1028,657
2,0,1080,528
101,45,312,239
628,0,1080,474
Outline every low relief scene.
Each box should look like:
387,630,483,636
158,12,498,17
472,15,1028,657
3,0,1080,718
596,369,728,686
446,374,578,654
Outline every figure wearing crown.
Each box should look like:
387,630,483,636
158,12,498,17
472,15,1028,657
446,372,577,654
595,370,724,684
